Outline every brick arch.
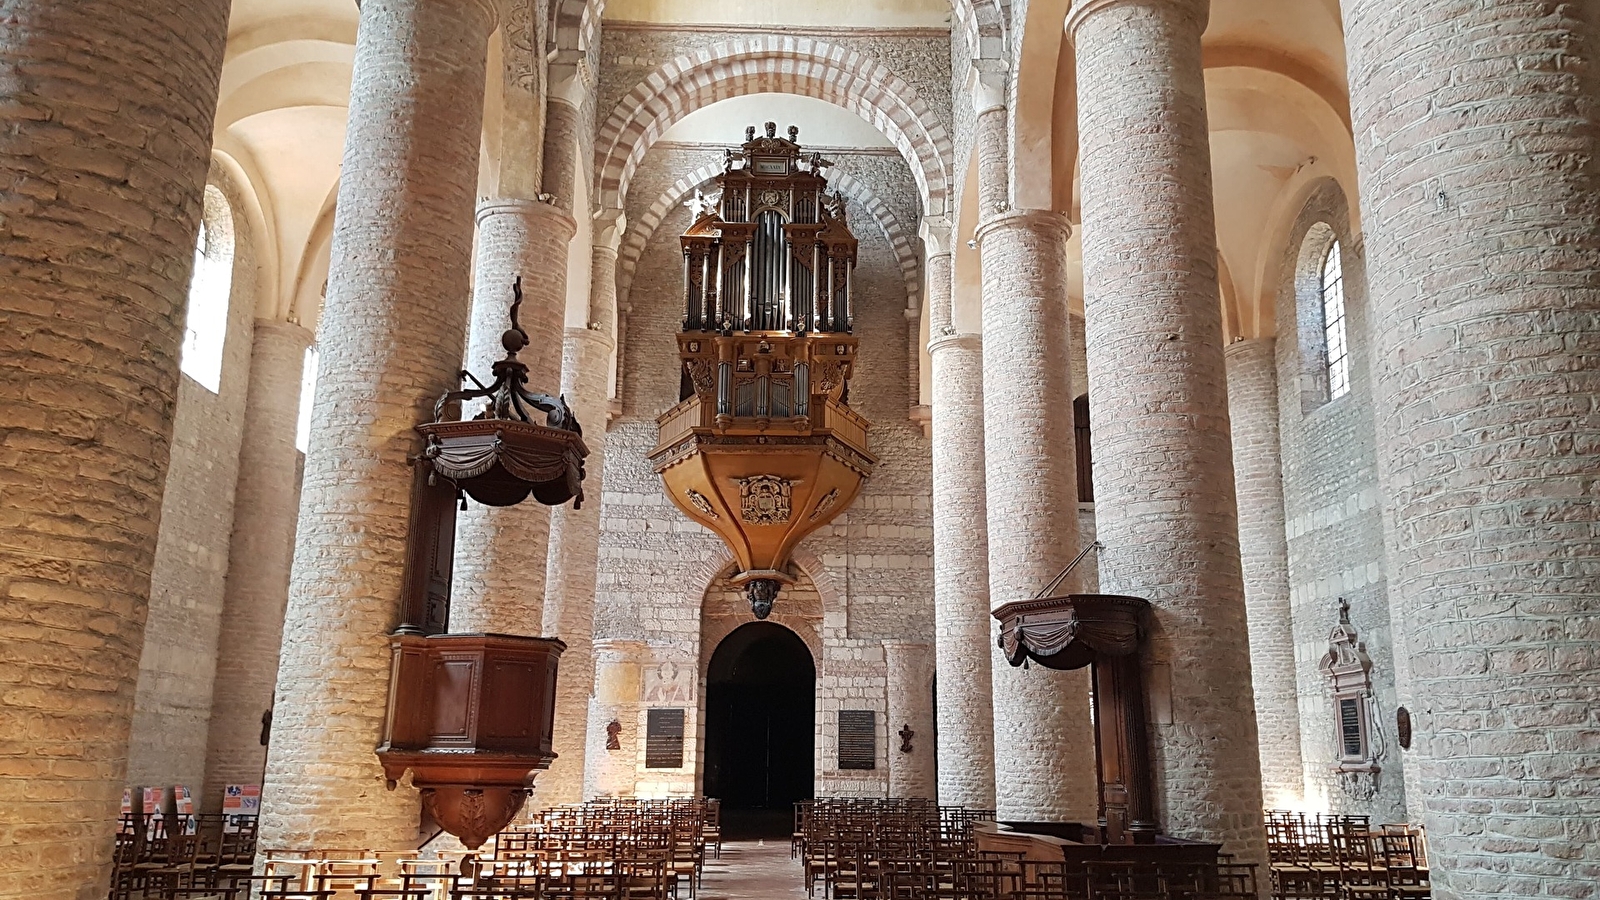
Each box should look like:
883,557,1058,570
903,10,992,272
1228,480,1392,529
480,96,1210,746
594,37,953,218
616,161,924,317
696,552,825,673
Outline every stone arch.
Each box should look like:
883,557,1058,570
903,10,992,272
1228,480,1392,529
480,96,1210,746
615,161,925,318
1284,178,1359,414
547,0,602,56
594,37,953,218
697,553,825,675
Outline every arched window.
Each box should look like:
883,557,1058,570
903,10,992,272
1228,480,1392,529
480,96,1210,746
180,185,235,392
1320,241,1350,400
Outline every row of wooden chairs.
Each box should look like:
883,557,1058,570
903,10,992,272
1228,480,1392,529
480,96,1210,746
111,814,258,900
480,798,718,900
1265,811,1429,900
796,800,1265,900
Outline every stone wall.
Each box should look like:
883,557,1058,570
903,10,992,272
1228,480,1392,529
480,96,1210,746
125,174,258,798
1273,179,1406,821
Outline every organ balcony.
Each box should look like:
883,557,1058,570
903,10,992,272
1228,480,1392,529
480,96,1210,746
650,123,876,619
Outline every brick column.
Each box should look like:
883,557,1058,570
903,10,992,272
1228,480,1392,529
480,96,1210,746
202,322,313,810
586,639,648,798
541,99,581,212
0,1,230,895
450,200,576,634
974,101,1097,822
928,249,997,809
1225,338,1304,809
883,642,936,800
259,0,495,856
1070,0,1266,857
1344,2,1600,892
533,232,620,808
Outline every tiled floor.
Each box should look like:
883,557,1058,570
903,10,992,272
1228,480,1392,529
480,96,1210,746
696,840,810,899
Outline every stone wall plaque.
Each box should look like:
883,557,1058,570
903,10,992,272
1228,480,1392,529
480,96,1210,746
838,709,876,770
645,708,686,769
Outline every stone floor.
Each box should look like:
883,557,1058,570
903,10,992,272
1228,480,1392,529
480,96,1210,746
696,840,809,899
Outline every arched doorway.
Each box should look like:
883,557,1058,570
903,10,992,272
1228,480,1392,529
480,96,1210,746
704,621,815,837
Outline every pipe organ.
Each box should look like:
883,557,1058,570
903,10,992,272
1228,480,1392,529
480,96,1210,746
651,123,876,618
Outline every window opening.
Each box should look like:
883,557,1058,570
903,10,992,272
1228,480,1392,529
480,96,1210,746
1321,242,1349,400
180,187,234,393
295,346,319,453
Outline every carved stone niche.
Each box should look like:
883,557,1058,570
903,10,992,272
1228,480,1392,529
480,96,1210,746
377,633,565,848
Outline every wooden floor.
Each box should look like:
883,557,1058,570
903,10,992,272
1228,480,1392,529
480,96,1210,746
697,840,808,899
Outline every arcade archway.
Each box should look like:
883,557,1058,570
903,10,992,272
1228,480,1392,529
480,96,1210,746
703,622,815,836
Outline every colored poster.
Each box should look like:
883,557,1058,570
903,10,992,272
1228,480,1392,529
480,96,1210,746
222,784,261,833
173,785,197,835
142,787,166,840
119,788,133,834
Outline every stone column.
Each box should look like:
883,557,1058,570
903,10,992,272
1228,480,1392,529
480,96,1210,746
927,250,998,810
534,226,621,808
1070,0,1266,858
974,105,1097,823
259,0,496,857
1344,2,1600,891
541,99,581,212
585,639,648,798
883,642,936,800
0,1,231,896
1225,338,1304,809
202,322,313,809
450,199,576,634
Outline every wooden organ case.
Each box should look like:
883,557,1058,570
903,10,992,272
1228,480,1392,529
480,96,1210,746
650,123,877,618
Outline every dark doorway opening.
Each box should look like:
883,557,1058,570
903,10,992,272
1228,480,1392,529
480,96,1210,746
704,622,815,839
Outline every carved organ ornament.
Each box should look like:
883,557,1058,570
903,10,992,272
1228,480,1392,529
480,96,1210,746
651,124,877,618
377,280,586,849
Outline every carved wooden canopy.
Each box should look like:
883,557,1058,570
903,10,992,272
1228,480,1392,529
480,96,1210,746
993,593,1149,671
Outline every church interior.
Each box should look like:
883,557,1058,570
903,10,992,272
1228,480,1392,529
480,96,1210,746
1,0,1596,899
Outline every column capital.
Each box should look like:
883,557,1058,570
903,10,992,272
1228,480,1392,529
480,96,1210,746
592,208,626,251
928,331,983,356
920,216,954,255
1223,336,1276,359
253,318,316,347
565,324,616,352
476,197,577,240
974,208,1073,249
1066,0,1209,40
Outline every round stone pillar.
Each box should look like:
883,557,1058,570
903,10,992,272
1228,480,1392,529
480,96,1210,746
451,199,576,634
1225,338,1303,809
1344,2,1600,891
0,1,231,895
202,322,314,809
533,237,619,808
586,639,648,798
259,0,496,857
541,99,581,212
1070,0,1266,857
883,642,937,800
929,326,998,809
975,203,1097,823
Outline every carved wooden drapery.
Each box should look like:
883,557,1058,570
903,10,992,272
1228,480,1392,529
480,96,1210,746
993,593,1157,846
